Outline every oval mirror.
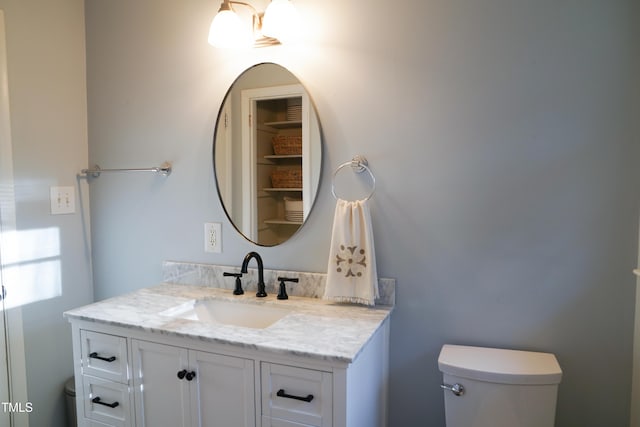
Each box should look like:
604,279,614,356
213,63,322,246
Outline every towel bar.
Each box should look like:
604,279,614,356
79,162,172,178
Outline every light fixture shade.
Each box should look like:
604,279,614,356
262,0,300,42
208,8,252,48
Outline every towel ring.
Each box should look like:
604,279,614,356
331,155,376,201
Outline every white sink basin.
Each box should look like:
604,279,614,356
160,298,292,329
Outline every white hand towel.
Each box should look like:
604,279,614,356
324,198,379,306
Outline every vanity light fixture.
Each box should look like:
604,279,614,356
207,1,254,48
262,0,300,43
208,0,299,48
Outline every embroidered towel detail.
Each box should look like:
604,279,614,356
324,198,379,306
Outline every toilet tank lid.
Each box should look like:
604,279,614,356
438,345,562,385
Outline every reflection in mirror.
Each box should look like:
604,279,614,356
214,63,322,246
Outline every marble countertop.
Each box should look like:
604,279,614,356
64,283,393,363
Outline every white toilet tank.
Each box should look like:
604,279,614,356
438,344,562,427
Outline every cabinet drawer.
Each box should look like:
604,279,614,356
261,363,332,427
81,330,128,383
262,415,315,426
82,375,131,427
84,418,117,427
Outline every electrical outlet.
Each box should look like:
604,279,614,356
50,186,75,215
204,222,222,253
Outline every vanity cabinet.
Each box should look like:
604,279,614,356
67,293,390,427
131,339,255,427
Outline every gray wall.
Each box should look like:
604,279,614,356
1,0,92,425
85,0,640,426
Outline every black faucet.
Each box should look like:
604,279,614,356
241,251,267,297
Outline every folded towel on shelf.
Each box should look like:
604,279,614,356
324,198,379,306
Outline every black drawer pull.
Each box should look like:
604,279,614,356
92,397,119,408
277,389,314,402
89,352,116,362
177,369,187,379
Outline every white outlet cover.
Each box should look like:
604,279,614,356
204,222,222,253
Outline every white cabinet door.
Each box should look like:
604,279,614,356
190,350,255,427
132,340,191,427
132,339,256,427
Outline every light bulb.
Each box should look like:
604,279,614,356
208,8,253,48
262,0,300,43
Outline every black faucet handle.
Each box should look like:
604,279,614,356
223,272,242,277
223,272,244,295
277,277,299,300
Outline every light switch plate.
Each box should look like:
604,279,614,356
50,186,75,215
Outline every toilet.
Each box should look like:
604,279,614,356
438,344,562,427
